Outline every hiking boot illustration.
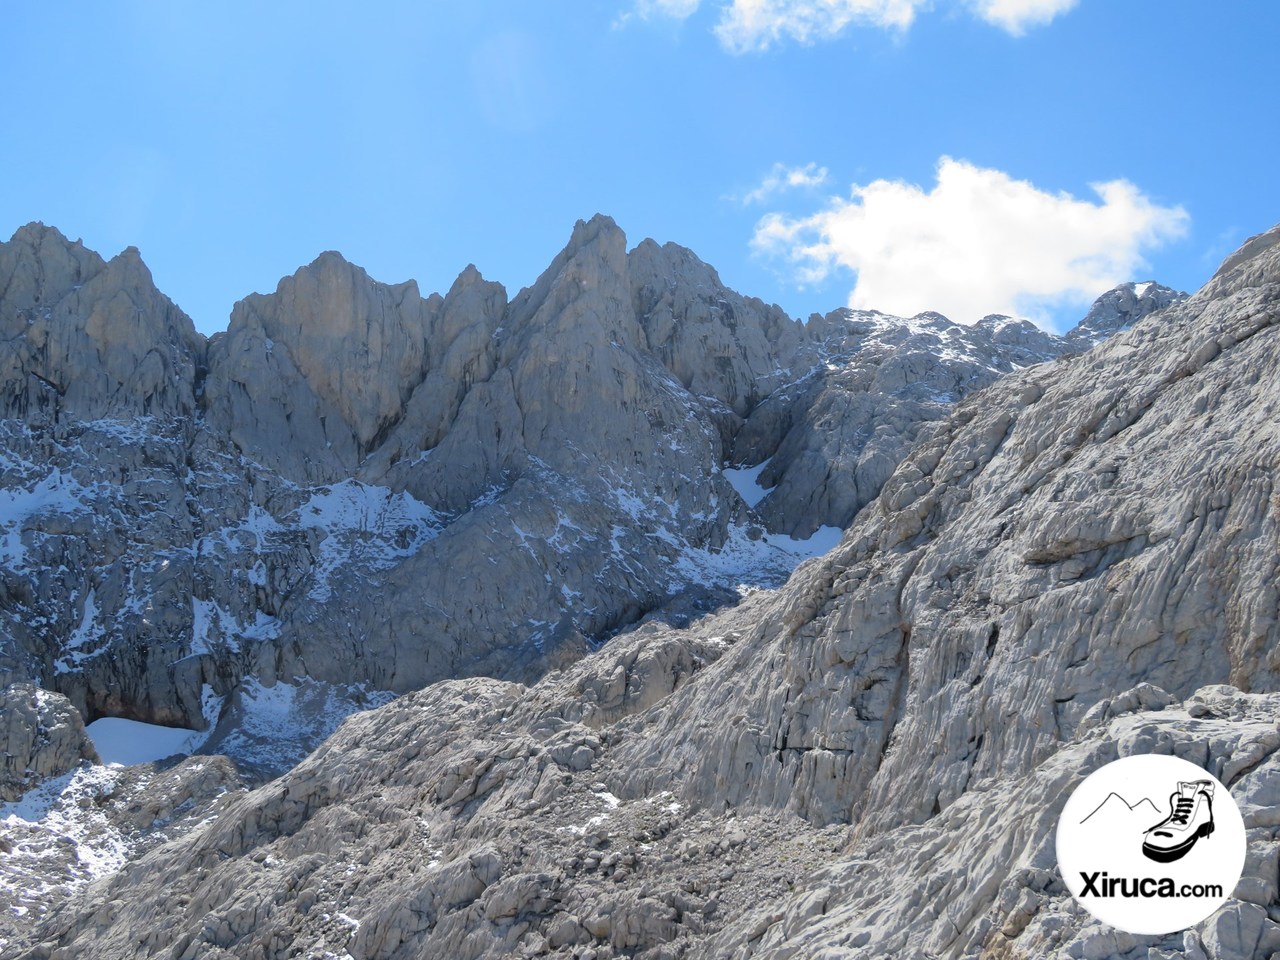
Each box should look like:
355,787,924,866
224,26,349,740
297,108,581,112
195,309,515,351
1143,780,1215,863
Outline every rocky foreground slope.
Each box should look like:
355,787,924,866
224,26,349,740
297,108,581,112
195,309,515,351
4,221,1275,960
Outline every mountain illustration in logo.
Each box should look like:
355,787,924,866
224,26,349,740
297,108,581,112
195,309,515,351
1080,792,1161,827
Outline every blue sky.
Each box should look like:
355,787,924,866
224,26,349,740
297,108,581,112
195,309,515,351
2,1,1276,334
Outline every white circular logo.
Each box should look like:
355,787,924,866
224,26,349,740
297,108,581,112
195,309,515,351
1057,754,1246,935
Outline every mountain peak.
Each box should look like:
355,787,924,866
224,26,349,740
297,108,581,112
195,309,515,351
293,248,365,283
564,213,625,256
9,220,78,248
0,225,201,422
1064,279,1187,347
3,221,105,286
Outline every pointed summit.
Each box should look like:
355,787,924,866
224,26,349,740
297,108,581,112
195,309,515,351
0,226,201,421
9,220,81,247
565,212,625,254
205,250,440,481
503,213,633,344
1065,280,1187,348
3,222,106,302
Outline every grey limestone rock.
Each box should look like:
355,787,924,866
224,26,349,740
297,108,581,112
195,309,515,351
732,307,1016,538
0,683,97,801
12,225,1253,958
0,214,832,746
0,750,243,947
712,685,1280,959
0,223,204,425
731,283,1188,539
1065,279,1189,349
606,225,1280,843
628,237,810,430
203,250,443,484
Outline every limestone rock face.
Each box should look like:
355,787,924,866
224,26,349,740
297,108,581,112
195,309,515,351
0,223,204,424
0,215,833,743
386,216,731,517
0,215,1183,752
1065,278,1188,348
714,685,1280,960
737,313,1038,538
254,218,768,694
203,251,443,484
364,264,507,489
0,225,212,727
611,225,1280,836
0,682,97,801
734,286,1187,538
628,238,810,427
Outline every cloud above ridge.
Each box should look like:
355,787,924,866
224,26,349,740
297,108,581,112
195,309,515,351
970,0,1080,37
751,157,1189,327
632,0,1081,51
739,162,830,206
715,0,919,51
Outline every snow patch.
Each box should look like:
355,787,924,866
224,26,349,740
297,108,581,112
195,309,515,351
86,717,206,767
566,813,611,836
672,521,845,594
0,764,130,912
724,459,774,508
82,417,157,444
0,470,93,569
293,480,442,602
85,684,223,767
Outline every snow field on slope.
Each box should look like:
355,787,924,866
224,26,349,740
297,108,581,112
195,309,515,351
723,460,773,508
86,684,223,765
293,479,443,602
0,765,129,922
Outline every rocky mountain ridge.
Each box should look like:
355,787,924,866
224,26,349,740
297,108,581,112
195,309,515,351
2,221,1273,960
0,216,1178,744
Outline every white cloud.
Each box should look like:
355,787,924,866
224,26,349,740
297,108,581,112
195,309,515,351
714,0,920,52
752,157,1189,327
630,0,1079,49
969,0,1079,36
740,162,830,205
